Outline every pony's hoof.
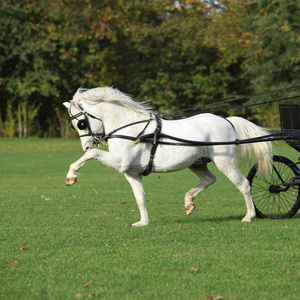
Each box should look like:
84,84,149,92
241,216,254,223
186,204,196,215
66,178,77,186
131,221,150,227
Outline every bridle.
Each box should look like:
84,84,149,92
68,103,104,145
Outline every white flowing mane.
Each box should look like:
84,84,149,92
72,87,152,115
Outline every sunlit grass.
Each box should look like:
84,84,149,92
0,138,299,299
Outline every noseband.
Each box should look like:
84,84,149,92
69,103,104,145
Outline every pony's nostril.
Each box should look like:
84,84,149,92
85,147,92,151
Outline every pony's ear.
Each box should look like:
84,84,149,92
63,102,71,109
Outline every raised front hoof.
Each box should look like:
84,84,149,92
131,220,150,228
66,178,77,186
185,204,196,216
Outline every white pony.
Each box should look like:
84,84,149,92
63,87,273,227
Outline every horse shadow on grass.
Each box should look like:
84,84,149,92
169,212,300,225
161,214,243,226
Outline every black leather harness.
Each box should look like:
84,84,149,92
101,115,236,176
102,114,162,176
71,108,281,177
141,115,162,176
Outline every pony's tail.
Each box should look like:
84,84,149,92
226,117,273,175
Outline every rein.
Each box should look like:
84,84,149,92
163,84,300,118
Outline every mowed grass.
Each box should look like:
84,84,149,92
0,138,300,300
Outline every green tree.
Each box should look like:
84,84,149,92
1,0,298,137
106,0,246,115
0,0,117,137
242,0,300,126
244,0,300,90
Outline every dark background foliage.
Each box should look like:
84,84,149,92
0,0,299,137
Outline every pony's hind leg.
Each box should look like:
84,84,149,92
213,155,255,222
185,162,216,215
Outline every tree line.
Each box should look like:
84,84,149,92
0,0,299,138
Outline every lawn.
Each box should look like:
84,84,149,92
0,138,299,299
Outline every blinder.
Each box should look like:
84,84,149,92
70,116,88,131
72,119,88,130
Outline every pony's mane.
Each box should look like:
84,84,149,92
72,87,153,115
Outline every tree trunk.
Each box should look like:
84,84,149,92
22,102,28,138
0,107,3,137
18,104,23,138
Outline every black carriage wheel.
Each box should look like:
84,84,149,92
247,155,300,219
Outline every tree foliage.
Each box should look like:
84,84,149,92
0,0,299,137
244,0,299,89
242,0,300,126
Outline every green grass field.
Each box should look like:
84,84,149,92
1,138,300,300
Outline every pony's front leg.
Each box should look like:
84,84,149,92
66,149,99,186
66,149,110,186
66,149,123,186
124,172,150,227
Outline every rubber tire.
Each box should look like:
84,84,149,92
247,155,300,219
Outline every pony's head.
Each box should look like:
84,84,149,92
64,86,153,151
63,100,104,151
